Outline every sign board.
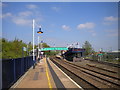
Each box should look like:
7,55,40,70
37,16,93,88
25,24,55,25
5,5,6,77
98,53,103,56
72,48,85,52
23,47,27,51
40,47,68,51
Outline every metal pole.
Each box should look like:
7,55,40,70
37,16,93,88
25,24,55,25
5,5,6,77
33,19,35,66
38,36,39,58
40,37,42,59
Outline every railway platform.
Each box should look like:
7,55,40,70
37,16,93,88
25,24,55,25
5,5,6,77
11,57,81,89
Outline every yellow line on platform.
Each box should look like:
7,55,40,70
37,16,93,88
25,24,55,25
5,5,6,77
45,58,52,90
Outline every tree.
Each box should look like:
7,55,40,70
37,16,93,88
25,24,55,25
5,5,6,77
82,41,94,56
2,38,28,59
42,43,50,48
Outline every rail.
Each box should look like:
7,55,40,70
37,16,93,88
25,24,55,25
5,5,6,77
50,57,120,89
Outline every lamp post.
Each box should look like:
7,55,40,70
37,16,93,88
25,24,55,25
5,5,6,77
32,19,35,69
32,19,43,69
38,36,40,59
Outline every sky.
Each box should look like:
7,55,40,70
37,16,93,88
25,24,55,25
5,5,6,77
1,2,119,51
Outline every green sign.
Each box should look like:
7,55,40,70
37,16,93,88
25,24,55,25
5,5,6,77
98,53,103,56
40,47,68,51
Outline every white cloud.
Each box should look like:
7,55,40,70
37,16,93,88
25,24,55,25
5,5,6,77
105,29,118,37
104,16,118,21
2,12,12,18
77,22,95,30
2,11,33,26
62,25,70,31
18,11,32,17
103,22,113,25
26,4,38,9
103,16,118,25
2,9,42,26
77,22,96,36
51,7,60,12
12,18,32,26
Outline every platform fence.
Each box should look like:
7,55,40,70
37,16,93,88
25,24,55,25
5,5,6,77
2,56,36,89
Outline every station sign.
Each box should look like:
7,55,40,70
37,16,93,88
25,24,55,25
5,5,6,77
40,47,68,51
23,47,27,51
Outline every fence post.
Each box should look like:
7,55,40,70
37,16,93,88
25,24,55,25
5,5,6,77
21,58,23,75
0,59,2,89
13,59,16,82
22,48,24,74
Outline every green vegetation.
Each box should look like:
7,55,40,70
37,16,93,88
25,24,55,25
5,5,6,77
42,43,50,48
82,41,94,56
2,38,31,59
1,38,58,59
44,51,59,57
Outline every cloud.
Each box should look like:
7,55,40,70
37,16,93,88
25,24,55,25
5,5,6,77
12,18,32,26
103,16,118,25
2,7,41,26
2,11,32,19
18,11,32,17
2,12,12,18
103,22,113,25
51,7,60,12
26,4,38,9
104,16,118,21
2,11,32,26
105,29,118,37
11,11,32,26
2,10,43,26
77,22,95,30
77,22,96,36
62,25,70,31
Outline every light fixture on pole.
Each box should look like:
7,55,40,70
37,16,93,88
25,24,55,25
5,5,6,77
37,26,43,34
37,25,43,62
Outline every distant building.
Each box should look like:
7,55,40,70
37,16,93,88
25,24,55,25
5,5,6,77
63,48,85,61
107,50,120,58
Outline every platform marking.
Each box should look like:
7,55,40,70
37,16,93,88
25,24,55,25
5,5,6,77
33,72,39,80
47,58,65,88
45,58,52,90
49,58,84,89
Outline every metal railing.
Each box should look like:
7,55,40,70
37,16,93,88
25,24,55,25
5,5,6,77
2,56,34,89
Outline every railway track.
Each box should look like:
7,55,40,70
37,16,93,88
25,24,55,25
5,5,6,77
50,57,120,89
85,59,120,68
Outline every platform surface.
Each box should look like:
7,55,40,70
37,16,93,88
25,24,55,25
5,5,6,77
12,57,81,89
